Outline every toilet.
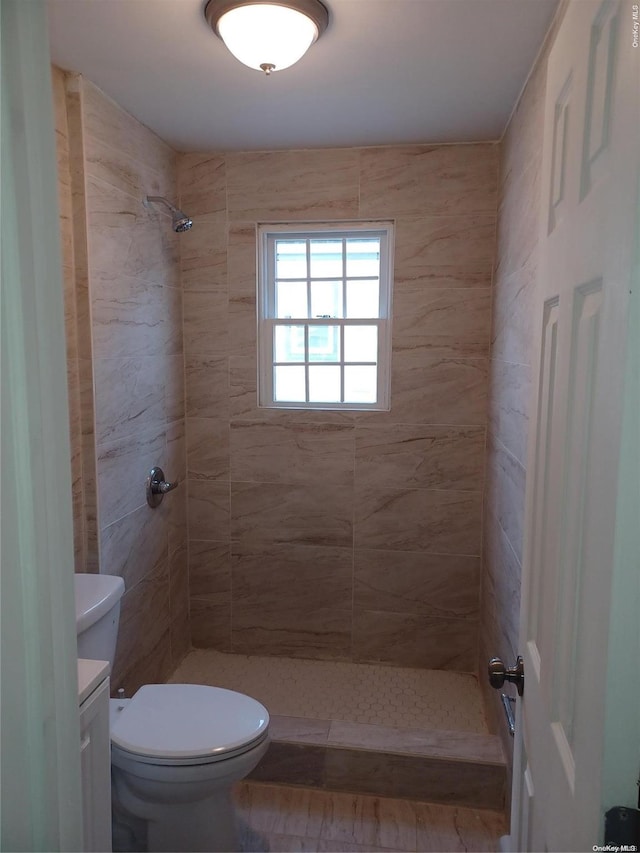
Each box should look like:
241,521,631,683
74,573,270,853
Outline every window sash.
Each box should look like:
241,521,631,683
258,223,393,410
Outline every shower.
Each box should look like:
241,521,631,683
145,195,193,232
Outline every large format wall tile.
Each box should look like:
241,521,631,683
355,424,485,491
231,483,353,548
354,550,480,619
354,487,482,555
359,144,498,218
353,610,477,671
230,421,354,486
226,149,360,220
177,138,499,670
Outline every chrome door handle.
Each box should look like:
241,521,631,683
146,466,178,508
488,655,524,696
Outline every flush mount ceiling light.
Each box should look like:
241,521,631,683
204,0,329,75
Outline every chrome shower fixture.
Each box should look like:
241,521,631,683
144,195,193,232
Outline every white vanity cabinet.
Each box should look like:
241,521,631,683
78,659,111,853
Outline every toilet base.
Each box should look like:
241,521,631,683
112,769,240,853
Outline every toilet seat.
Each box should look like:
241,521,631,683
110,683,269,766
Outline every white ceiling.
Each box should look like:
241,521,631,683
47,0,559,153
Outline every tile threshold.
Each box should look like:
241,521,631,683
270,714,505,766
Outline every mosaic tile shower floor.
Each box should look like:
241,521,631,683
169,649,488,734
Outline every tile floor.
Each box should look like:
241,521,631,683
169,650,487,733
235,781,507,852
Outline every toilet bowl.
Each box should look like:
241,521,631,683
74,573,270,853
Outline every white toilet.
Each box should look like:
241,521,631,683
74,573,270,853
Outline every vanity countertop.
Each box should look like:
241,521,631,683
77,658,110,705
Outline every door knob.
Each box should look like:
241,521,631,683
488,655,524,696
146,466,178,508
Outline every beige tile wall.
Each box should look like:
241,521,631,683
179,143,499,670
479,4,566,770
57,74,190,693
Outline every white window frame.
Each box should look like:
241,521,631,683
257,221,394,411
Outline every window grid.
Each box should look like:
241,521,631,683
259,224,393,410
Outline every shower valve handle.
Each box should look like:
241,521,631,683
146,466,178,508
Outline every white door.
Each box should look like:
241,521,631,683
510,1,640,850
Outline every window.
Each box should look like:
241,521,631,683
257,222,394,410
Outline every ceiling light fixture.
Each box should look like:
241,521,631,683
204,0,329,75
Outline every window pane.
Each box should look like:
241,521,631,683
274,366,306,402
276,282,308,318
275,325,305,362
344,325,377,362
309,240,342,278
308,325,340,362
346,279,379,318
276,240,307,279
346,238,380,278
310,281,343,318
344,365,377,403
308,365,341,402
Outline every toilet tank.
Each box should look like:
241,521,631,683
74,573,125,669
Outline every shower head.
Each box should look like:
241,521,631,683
145,195,193,233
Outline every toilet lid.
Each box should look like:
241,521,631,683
111,684,269,761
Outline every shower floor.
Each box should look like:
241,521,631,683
168,650,506,810
168,649,487,733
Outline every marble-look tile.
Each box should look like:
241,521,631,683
183,289,228,356
228,295,257,359
231,421,354,487
186,417,229,480
359,144,498,217
169,542,190,669
269,715,331,746
488,359,531,467
170,612,191,671
317,789,417,851
500,31,549,191
82,79,175,177
415,802,507,853
481,506,522,670
355,424,485,491
354,549,480,619
352,611,477,671
164,353,185,423
189,598,231,650
96,426,166,527
178,152,226,217
228,222,257,299
485,433,526,564
93,356,166,445
113,626,173,697
165,418,187,484
236,777,325,837
249,743,327,790
240,828,320,853
323,749,505,811
180,212,227,278
393,288,492,357
355,352,488,426
327,721,504,765
231,483,353,548
354,486,482,555
491,254,539,366
394,215,495,289
188,540,231,602
226,149,359,220
495,157,541,282
86,176,180,288
112,568,171,690
91,273,176,359
187,480,230,541
186,355,229,419
100,502,168,592
84,134,174,203
231,545,352,658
